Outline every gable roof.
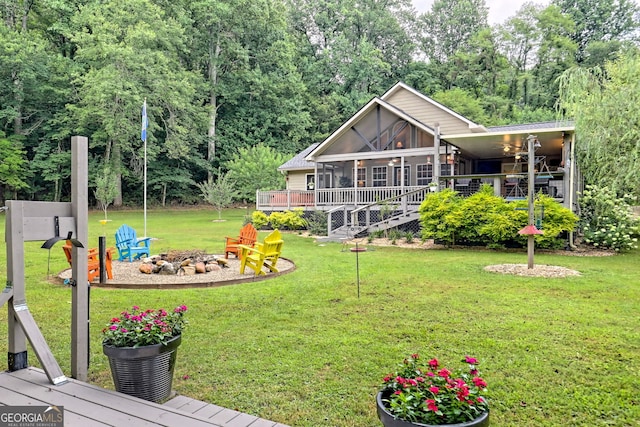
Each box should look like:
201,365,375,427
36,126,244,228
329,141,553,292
306,96,436,161
381,82,489,134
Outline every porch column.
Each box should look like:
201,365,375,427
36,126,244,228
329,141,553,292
434,123,441,187
354,159,359,206
400,157,407,214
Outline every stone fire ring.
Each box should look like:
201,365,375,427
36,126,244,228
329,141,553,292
56,256,296,289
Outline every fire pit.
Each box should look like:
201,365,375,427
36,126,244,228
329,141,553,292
138,249,229,276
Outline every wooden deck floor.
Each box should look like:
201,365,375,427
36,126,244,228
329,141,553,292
0,367,289,427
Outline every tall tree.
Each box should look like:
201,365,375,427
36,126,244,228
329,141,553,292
558,50,640,198
287,0,416,132
69,0,205,205
552,0,639,63
418,0,489,64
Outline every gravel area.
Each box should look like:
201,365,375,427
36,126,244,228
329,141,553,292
483,263,581,278
58,255,295,288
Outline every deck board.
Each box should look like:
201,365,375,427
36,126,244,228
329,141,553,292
0,368,289,427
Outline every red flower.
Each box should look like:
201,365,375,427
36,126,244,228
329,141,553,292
428,358,439,368
411,353,420,360
429,386,439,394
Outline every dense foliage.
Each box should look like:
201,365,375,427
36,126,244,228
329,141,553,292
578,185,640,251
419,185,578,248
1,0,638,205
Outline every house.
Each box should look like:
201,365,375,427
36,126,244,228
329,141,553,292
257,82,578,239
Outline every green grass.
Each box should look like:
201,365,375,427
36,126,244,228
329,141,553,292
0,207,639,426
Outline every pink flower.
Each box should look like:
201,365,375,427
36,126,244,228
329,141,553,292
425,399,438,412
109,325,118,331
438,368,451,378
428,358,439,368
132,305,140,310
394,390,402,395
429,386,439,394
473,377,487,388
465,356,478,364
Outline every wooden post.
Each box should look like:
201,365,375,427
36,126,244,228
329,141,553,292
527,135,536,269
71,135,89,381
2,136,89,385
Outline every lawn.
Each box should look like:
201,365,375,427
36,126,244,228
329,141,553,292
0,207,638,426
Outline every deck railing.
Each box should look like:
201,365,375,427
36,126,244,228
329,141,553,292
256,174,565,211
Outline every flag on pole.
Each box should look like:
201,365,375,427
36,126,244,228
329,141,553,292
141,100,148,141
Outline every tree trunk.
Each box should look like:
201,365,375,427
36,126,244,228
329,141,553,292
207,34,221,181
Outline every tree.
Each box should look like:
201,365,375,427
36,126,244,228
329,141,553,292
552,0,639,63
69,0,205,206
94,165,118,220
196,170,238,220
418,0,489,65
225,144,287,203
0,131,28,204
558,50,640,198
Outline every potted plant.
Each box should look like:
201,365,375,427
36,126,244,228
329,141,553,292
377,354,489,427
102,305,188,403
429,182,439,192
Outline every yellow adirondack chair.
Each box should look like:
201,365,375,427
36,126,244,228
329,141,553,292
239,229,284,275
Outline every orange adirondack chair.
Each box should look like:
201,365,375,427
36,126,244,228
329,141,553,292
225,223,258,259
62,241,114,282
238,229,284,276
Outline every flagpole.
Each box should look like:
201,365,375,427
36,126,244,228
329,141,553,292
142,99,148,238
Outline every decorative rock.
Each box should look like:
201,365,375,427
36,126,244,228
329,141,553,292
159,263,176,275
180,259,192,267
156,260,167,266
181,265,196,275
216,258,229,268
139,263,153,274
195,262,206,274
206,264,222,272
152,264,162,274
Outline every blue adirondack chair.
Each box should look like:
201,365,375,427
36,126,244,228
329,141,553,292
115,224,151,262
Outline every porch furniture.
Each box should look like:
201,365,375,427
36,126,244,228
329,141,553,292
62,242,113,282
114,224,151,262
238,229,284,276
224,223,258,259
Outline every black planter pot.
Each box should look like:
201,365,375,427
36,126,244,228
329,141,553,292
103,334,181,403
376,391,489,427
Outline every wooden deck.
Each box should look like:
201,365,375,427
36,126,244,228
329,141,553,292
0,367,289,427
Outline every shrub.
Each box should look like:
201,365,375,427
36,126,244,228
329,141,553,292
419,188,461,245
579,185,640,251
405,232,414,244
251,211,269,229
268,209,307,230
419,185,578,248
307,210,328,236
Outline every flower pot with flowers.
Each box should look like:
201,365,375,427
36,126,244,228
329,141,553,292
377,354,489,427
102,305,188,403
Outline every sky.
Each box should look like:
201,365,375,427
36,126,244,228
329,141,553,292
412,0,551,25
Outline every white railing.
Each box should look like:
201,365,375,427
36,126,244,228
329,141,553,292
256,186,427,210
